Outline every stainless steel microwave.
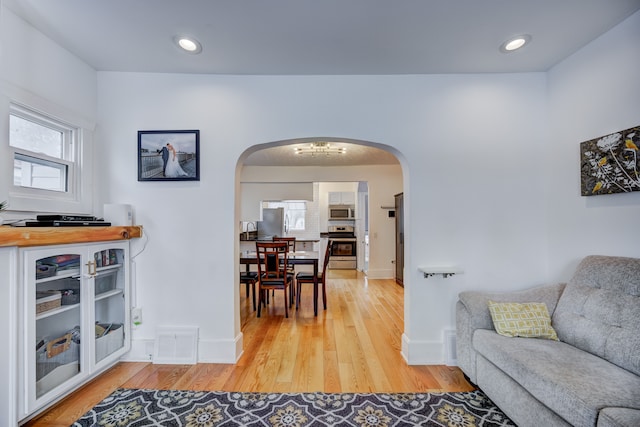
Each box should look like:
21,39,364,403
329,205,355,220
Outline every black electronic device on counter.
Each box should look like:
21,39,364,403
25,220,111,227
36,215,98,221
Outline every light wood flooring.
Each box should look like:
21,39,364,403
26,270,473,426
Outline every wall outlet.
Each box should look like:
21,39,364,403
132,307,142,325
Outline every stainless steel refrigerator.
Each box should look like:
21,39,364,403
257,208,284,240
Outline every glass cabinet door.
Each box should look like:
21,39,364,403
92,247,126,364
31,251,83,400
21,241,130,418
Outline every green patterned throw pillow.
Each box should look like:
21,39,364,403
487,301,559,341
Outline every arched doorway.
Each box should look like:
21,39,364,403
233,137,409,360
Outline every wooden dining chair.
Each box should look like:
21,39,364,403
239,270,258,311
273,236,296,304
255,241,293,318
273,236,296,252
273,237,296,272
295,240,331,311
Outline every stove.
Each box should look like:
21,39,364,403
327,225,357,269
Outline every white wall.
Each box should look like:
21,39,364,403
94,71,549,363
545,10,640,279
0,5,97,213
4,3,638,365
0,6,97,119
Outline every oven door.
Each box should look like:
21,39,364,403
329,239,357,269
330,239,356,256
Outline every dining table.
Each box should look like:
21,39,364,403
239,250,320,316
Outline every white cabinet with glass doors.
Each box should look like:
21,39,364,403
19,241,130,418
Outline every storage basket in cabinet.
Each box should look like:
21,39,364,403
52,277,81,305
35,263,57,279
95,270,118,294
95,323,124,360
36,291,61,314
37,255,80,277
36,331,80,397
60,289,80,305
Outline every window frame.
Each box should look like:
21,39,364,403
13,151,71,192
10,104,78,200
3,97,93,214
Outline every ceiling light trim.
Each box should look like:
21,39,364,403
174,35,202,54
500,34,532,53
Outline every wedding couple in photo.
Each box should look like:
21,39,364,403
159,142,188,178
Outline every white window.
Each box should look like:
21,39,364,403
9,104,80,203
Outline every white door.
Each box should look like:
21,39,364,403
357,187,368,272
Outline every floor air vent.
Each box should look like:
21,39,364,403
153,326,198,364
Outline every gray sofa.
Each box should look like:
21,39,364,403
456,255,640,427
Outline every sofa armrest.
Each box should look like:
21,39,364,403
455,283,566,384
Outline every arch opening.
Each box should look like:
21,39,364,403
233,136,410,363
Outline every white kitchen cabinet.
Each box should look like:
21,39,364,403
328,191,355,205
19,241,130,420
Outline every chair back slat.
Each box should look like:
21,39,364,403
273,236,296,252
256,241,289,280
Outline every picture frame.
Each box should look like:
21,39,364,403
580,125,639,196
138,130,200,181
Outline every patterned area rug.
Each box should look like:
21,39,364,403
72,388,516,427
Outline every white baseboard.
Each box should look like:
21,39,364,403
123,333,244,364
197,334,244,363
401,333,445,365
365,268,394,279
123,338,154,362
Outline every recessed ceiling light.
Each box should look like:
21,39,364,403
500,34,532,53
174,35,202,54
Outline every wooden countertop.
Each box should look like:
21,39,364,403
0,225,143,247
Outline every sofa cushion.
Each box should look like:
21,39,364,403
488,300,558,340
473,329,640,427
552,255,640,376
475,355,572,427
598,408,640,427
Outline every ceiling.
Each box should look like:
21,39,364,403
243,141,399,167
5,0,639,166
5,0,639,75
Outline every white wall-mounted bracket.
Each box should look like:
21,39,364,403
418,266,463,279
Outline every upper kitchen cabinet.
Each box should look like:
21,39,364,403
328,191,355,205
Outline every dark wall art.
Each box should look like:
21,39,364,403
580,125,639,196
138,130,200,181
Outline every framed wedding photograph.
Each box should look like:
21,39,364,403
138,130,200,181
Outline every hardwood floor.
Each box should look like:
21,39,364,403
25,270,473,426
